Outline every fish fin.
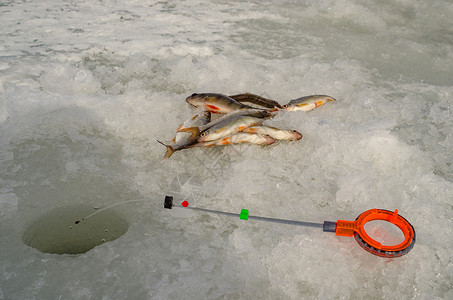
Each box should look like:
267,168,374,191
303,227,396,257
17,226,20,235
178,127,200,140
157,140,176,159
176,124,184,132
220,137,231,145
314,100,325,108
243,127,258,133
206,104,221,112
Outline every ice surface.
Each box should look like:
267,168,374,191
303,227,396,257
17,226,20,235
1,0,452,299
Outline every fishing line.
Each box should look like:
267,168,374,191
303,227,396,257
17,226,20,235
75,198,153,224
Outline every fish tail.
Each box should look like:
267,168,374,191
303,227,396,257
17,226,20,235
157,140,176,159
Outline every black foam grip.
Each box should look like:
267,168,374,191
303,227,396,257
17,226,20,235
164,195,173,209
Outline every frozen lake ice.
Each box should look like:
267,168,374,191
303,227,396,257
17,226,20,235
1,0,452,299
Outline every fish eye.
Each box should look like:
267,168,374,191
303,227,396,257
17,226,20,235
283,104,288,108
200,132,206,137
292,130,297,132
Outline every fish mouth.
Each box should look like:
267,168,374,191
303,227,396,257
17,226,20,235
197,135,208,143
185,94,202,107
185,97,194,104
185,99,197,107
263,136,275,144
293,132,303,140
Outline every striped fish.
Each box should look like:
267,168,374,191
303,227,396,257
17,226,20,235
190,132,275,148
157,111,211,159
241,126,302,140
282,95,336,112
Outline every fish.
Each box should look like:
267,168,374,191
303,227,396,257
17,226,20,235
186,93,256,113
197,116,265,143
157,111,211,159
282,95,336,112
229,93,282,109
179,108,276,140
190,132,275,148
241,126,302,140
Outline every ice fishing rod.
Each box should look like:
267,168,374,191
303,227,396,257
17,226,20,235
164,196,415,258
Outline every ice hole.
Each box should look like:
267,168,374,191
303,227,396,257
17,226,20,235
23,205,129,255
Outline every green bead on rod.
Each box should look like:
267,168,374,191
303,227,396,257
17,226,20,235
240,209,249,220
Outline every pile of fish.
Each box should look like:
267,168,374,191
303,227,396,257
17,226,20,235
158,93,336,158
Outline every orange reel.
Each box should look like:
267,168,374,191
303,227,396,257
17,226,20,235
333,209,416,257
